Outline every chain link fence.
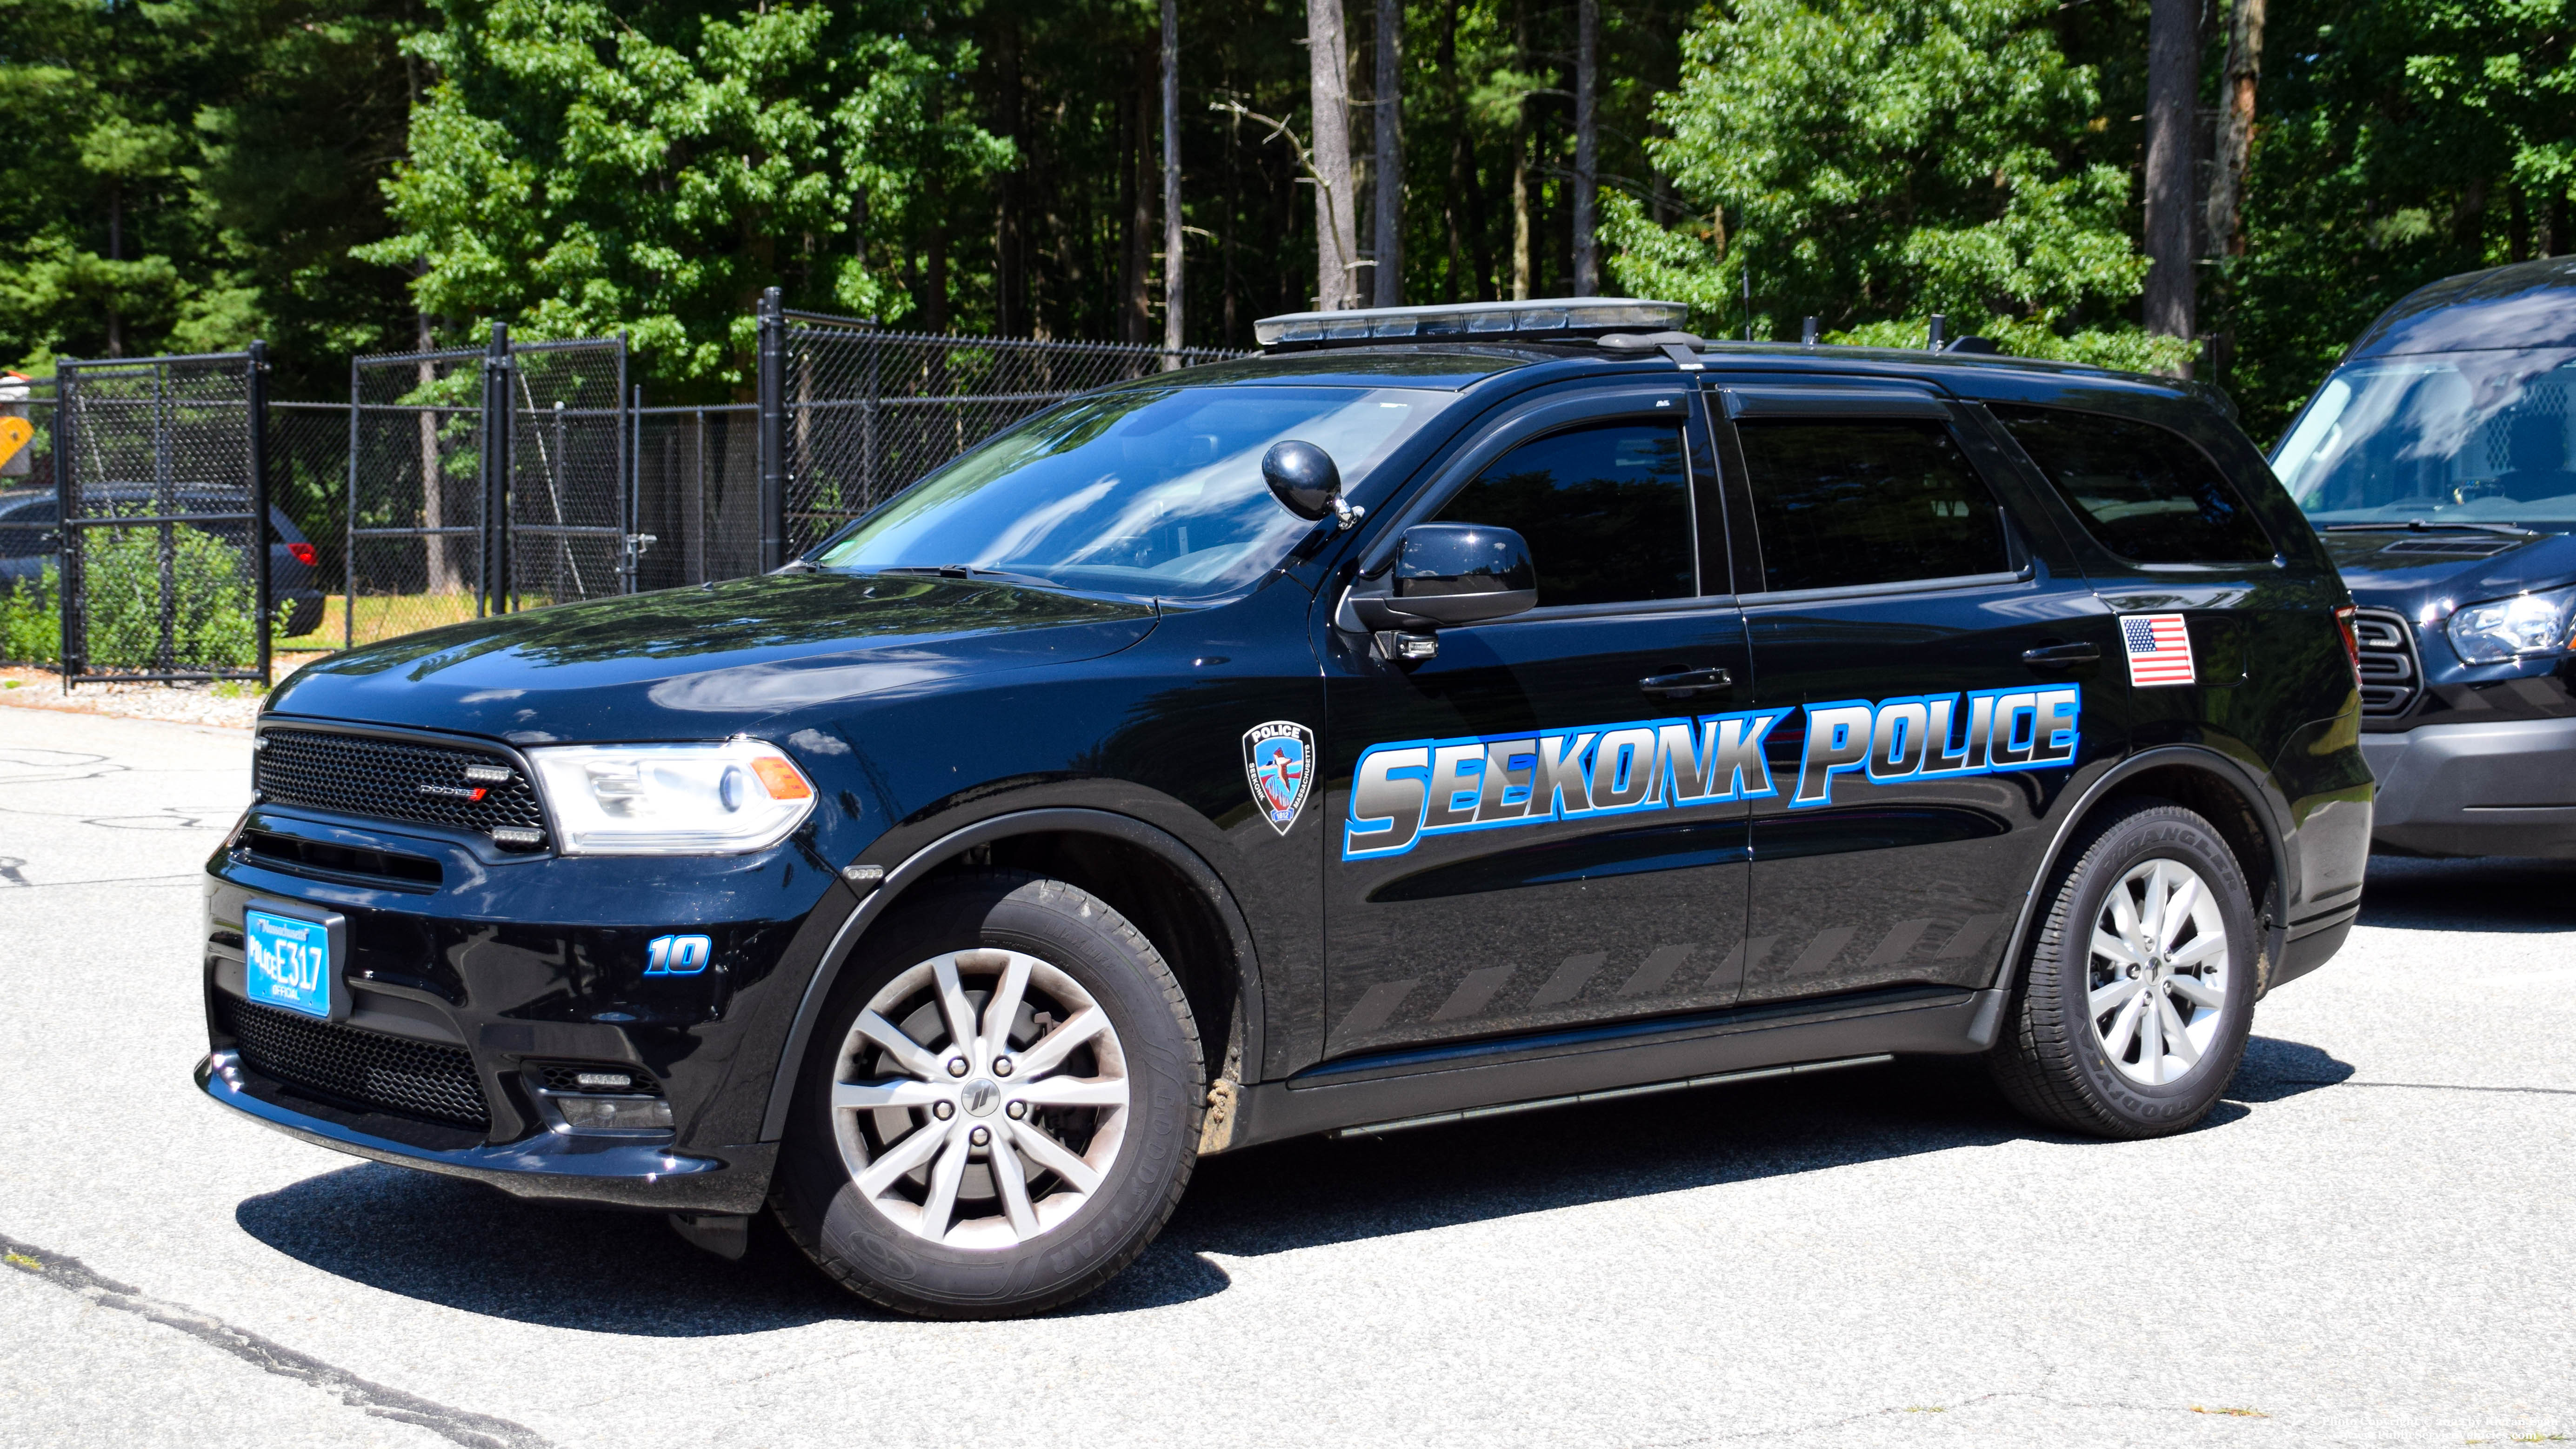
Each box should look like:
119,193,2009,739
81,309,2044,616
757,294,1244,564
54,348,272,683
507,340,631,610
635,404,759,589
7,310,1245,674
348,344,488,648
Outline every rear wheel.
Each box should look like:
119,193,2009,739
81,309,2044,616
1989,799,2258,1138
772,871,1202,1318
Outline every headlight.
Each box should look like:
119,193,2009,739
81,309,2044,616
2446,583,2576,663
526,739,815,855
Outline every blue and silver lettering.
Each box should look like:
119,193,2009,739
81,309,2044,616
1345,745,1431,858
1340,688,2078,857
1793,703,1875,807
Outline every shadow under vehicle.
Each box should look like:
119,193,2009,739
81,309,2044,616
2274,257,2576,858
194,298,2372,1318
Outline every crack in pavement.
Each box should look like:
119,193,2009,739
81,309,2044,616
1,1230,554,1449
2285,1078,2576,1097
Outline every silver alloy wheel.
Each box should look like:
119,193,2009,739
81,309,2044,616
831,948,1131,1250
2087,857,2232,1086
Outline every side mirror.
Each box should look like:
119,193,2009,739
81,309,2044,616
1356,522,1537,629
1264,440,1365,530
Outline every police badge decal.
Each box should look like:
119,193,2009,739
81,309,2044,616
1241,721,1316,835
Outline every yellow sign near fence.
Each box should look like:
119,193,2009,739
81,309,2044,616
0,416,30,472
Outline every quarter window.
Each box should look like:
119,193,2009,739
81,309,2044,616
1435,421,1694,606
1992,404,2273,563
1735,419,2009,592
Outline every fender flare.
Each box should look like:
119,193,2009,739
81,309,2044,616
757,807,1265,1142
1983,744,2294,1008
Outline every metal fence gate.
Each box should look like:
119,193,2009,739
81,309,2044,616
54,347,272,683
752,289,1241,568
346,327,633,647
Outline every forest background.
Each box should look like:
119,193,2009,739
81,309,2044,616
2,0,2571,441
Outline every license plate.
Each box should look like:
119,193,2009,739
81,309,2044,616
245,908,333,1020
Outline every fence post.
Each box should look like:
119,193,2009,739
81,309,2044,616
248,340,273,685
53,358,78,684
344,354,359,650
756,286,785,572
481,321,512,614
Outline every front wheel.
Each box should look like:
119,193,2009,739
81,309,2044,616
772,870,1203,1318
1989,799,2259,1139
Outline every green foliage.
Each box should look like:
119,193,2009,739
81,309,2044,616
1,560,61,663
2219,0,2576,438
0,0,422,390
76,524,266,669
1605,0,2182,370
362,0,1013,394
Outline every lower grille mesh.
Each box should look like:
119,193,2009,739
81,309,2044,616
221,997,490,1129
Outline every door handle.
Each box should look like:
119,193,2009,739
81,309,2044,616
2021,641,2101,668
1641,667,1733,700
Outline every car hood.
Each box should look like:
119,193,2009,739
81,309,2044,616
265,572,1160,742
2322,528,2576,614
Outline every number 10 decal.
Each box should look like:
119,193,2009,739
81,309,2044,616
644,934,713,975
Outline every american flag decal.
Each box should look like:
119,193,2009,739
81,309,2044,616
2121,614,2196,687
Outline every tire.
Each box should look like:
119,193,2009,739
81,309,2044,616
1989,798,2259,1139
772,870,1203,1318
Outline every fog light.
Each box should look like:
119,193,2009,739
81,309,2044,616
552,1095,674,1133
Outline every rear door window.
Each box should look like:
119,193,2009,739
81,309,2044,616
1434,421,1695,606
1733,419,2009,592
1992,404,2273,564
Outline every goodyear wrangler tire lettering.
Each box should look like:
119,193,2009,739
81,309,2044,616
1343,686,2079,860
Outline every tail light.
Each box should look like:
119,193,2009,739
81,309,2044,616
287,542,317,567
2334,604,2362,687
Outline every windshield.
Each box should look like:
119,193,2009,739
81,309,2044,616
812,384,1443,599
2275,349,2576,528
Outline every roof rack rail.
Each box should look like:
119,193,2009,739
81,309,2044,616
1255,298,1689,350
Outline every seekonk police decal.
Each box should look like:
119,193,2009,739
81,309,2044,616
1344,685,2082,861
1243,720,1317,834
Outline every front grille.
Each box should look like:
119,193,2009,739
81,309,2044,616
2352,608,2422,717
255,728,543,838
238,828,442,890
220,996,491,1129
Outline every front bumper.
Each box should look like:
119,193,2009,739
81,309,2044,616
2361,716,2576,858
200,1049,775,1213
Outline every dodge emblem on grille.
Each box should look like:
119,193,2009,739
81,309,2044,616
418,783,488,801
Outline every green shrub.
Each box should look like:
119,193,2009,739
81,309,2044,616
0,559,60,664
78,523,267,669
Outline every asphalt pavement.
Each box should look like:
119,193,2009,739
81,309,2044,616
1,705,2569,1449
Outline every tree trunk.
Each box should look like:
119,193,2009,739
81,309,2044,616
1123,71,1154,343
1508,0,1531,300
416,278,458,595
106,180,123,358
2143,0,2197,348
1308,0,1359,309
1571,0,1598,295
2206,0,2264,259
1162,0,1185,354
1372,0,1403,306
996,16,1025,337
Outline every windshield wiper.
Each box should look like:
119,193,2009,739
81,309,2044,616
872,563,1060,587
2321,520,2538,537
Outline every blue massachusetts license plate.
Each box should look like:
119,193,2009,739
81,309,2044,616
245,908,333,1020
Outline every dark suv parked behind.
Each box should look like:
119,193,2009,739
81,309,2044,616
199,300,2372,1318
0,486,328,639
2274,256,2576,858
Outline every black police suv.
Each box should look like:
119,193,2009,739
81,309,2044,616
201,299,2371,1318
2273,257,2576,858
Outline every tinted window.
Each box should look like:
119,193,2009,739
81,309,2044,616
1735,420,2007,592
1435,422,1693,606
0,496,54,559
1995,404,2273,562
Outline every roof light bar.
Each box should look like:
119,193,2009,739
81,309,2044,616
1255,298,1690,350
